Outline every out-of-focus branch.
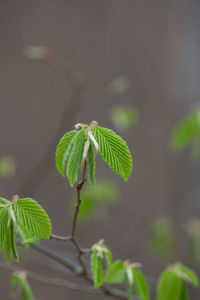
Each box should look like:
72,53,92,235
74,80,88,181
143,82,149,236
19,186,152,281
18,53,86,196
16,240,140,300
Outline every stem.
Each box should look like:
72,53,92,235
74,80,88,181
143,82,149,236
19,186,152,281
70,160,88,274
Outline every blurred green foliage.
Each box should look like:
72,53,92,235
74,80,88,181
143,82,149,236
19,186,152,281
71,180,118,224
110,106,139,131
0,156,16,178
145,217,176,257
171,108,200,158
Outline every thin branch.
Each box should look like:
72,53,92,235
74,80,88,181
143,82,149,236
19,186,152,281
16,240,82,275
70,160,88,274
16,240,140,299
0,260,102,296
50,234,71,241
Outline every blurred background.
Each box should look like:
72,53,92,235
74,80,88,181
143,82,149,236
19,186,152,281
0,0,200,299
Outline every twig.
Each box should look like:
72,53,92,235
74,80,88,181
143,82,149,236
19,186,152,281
0,260,102,296
50,234,71,241
70,160,88,274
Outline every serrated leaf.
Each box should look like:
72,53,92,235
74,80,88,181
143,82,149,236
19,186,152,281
157,269,182,300
92,127,132,181
132,268,149,300
0,206,9,250
10,272,35,300
105,260,126,284
87,141,96,185
174,263,198,287
13,198,51,239
17,223,32,243
91,249,104,288
67,129,86,186
56,130,79,176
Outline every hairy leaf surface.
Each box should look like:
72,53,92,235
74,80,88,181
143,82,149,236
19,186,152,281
91,249,104,288
92,127,132,181
87,141,96,185
105,260,126,284
13,198,51,239
56,130,78,176
132,268,149,300
67,129,86,186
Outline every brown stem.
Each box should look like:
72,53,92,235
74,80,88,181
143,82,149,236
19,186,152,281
69,160,88,274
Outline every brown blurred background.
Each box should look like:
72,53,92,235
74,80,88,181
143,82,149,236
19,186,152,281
0,0,200,299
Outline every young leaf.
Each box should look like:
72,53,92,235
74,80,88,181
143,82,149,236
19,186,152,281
87,141,96,185
10,219,19,261
0,207,9,250
92,126,132,181
132,268,149,300
127,279,133,300
105,260,126,284
174,263,198,287
101,243,112,268
10,272,35,300
180,282,189,300
56,130,79,176
91,249,104,288
157,269,182,300
13,198,51,239
67,129,86,186
3,221,12,262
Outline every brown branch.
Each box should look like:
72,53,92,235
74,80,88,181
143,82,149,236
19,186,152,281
0,260,102,296
16,240,140,299
69,160,88,274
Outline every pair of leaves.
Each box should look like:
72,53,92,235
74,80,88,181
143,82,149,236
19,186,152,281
56,125,133,186
157,263,198,300
10,272,35,300
0,197,51,262
91,242,112,288
105,260,149,300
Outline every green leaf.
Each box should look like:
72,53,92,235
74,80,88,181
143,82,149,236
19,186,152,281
10,219,19,261
180,282,189,300
156,269,182,300
92,127,132,181
13,198,51,239
0,206,9,250
91,249,104,288
171,110,200,152
101,243,112,268
132,268,149,300
17,223,32,243
87,141,96,185
10,272,35,300
127,280,133,300
67,129,86,186
56,130,79,176
105,260,126,284
3,221,12,262
174,263,198,287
